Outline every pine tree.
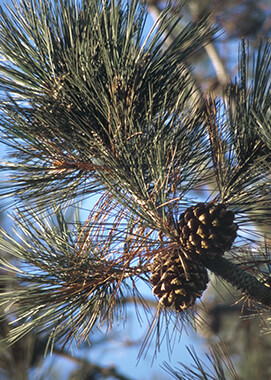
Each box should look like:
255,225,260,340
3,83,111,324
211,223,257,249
0,0,271,377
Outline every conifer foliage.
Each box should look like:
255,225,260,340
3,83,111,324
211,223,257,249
0,0,270,358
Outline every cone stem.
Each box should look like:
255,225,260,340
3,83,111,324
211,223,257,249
203,256,271,308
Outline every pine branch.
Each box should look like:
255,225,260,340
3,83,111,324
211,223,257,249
202,256,271,308
1,0,271,362
0,0,216,213
0,198,154,347
145,5,271,311
225,40,271,165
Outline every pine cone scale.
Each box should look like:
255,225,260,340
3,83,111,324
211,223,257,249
178,203,238,258
150,248,209,311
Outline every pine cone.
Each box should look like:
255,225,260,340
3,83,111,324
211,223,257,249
150,248,209,311
178,203,238,258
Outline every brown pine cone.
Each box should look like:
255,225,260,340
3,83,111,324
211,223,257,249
178,203,238,259
150,248,209,311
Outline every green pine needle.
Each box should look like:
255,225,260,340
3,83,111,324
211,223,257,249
0,201,151,348
163,344,240,380
0,0,215,213
0,0,271,359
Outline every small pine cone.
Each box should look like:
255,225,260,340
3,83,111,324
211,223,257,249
150,248,209,311
178,203,238,258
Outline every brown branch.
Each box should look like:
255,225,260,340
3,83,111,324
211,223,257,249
204,43,229,86
53,348,132,380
